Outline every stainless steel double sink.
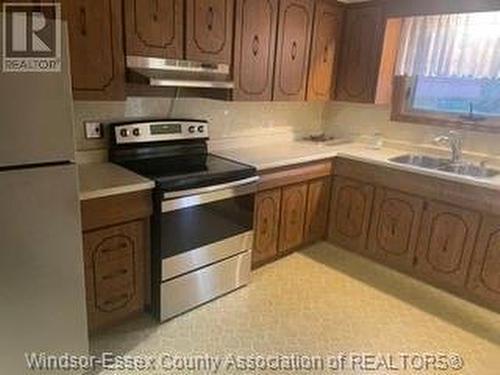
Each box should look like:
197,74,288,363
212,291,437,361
389,154,500,179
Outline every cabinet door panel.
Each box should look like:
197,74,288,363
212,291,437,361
233,0,278,101
307,0,342,101
335,4,384,103
64,0,125,100
273,0,314,101
304,177,331,243
328,176,374,252
124,0,183,59
467,216,500,308
83,220,146,331
279,183,308,253
185,0,234,64
253,189,281,266
368,188,424,270
416,201,480,290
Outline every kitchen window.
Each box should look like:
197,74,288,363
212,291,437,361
391,11,500,131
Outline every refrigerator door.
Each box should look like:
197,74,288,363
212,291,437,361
0,22,75,167
0,164,88,375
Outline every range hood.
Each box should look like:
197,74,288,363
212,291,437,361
126,56,234,89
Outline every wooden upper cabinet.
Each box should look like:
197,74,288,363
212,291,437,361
63,0,125,100
368,188,424,271
467,215,500,308
124,0,184,59
273,0,314,101
335,3,384,103
415,201,480,291
306,0,342,101
304,177,331,243
185,0,234,64
253,189,282,267
233,0,279,101
279,183,308,253
328,176,374,253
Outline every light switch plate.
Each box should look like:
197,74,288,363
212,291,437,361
84,121,103,139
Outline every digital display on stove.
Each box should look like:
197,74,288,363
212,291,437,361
150,123,182,135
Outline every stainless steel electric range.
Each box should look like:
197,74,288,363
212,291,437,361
110,119,257,321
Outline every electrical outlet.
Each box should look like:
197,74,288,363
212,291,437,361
84,121,103,139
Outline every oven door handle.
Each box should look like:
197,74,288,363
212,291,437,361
163,176,259,200
161,176,259,212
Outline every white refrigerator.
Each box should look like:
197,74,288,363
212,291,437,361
0,24,89,374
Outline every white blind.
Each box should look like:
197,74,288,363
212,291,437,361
396,11,500,79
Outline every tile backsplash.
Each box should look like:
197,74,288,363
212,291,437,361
73,97,324,151
74,97,500,159
322,101,500,156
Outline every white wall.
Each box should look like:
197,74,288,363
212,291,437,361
322,101,500,156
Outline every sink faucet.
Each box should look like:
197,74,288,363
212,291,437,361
434,131,463,164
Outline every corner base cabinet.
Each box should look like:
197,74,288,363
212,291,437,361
252,161,333,268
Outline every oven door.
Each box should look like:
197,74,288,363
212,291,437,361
160,176,258,280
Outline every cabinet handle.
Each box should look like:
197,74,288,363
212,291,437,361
79,7,87,36
152,0,159,21
101,242,128,254
442,238,449,253
412,255,418,266
102,293,129,307
323,45,329,63
252,35,260,57
207,6,214,31
291,41,298,61
102,268,128,281
390,218,397,236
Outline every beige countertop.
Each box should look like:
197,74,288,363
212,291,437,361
78,162,154,201
77,140,500,200
213,141,500,191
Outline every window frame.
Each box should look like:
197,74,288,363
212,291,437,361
391,76,500,133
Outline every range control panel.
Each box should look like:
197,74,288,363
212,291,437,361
114,120,208,144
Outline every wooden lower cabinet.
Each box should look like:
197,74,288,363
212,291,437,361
81,190,152,331
83,220,147,331
279,183,309,253
415,201,481,291
304,177,331,243
467,216,500,308
328,176,374,252
368,188,424,271
252,162,333,267
330,158,500,311
253,189,282,266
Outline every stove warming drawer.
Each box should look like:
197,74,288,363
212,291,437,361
162,231,253,280
160,250,251,321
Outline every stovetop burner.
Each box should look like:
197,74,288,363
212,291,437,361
116,153,256,192
108,119,256,192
